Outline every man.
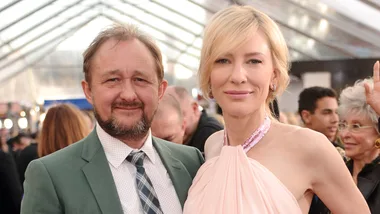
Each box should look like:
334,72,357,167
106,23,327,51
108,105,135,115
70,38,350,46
0,149,22,214
12,133,32,155
151,93,185,144
298,86,340,146
16,133,38,185
21,24,204,214
166,86,223,152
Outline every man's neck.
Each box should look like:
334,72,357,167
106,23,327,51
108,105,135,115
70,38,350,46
184,112,202,144
119,133,149,149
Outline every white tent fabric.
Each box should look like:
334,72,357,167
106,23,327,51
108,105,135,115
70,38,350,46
0,0,380,104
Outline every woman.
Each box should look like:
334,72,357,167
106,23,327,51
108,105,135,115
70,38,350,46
340,63,380,213
309,61,380,214
183,5,370,214
38,103,90,157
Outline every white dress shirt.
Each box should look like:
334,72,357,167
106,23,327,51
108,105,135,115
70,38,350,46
96,124,182,214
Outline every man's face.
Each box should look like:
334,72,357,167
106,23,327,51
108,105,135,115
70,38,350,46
151,108,185,144
165,87,196,139
82,38,167,141
303,97,339,141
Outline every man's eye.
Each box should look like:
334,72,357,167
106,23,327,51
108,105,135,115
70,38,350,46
135,78,146,82
106,78,119,82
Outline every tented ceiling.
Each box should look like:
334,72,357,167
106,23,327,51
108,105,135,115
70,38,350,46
1,0,380,103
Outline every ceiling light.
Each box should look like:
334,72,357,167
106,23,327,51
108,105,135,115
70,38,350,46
4,119,13,129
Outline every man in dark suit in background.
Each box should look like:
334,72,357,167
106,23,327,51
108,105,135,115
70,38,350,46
166,86,223,152
0,149,22,214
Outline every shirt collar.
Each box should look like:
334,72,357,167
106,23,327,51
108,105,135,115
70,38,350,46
96,122,156,169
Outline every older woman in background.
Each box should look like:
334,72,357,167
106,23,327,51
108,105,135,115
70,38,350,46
38,103,90,157
310,61,380,214
338,61,380,213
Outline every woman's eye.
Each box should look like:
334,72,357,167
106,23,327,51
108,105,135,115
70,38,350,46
215,59,229,64
352,124,361,129
247,59,262,64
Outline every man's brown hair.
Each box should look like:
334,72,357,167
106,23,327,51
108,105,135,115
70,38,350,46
82,24,164,84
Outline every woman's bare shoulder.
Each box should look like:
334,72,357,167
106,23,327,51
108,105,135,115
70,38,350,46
204,130,224,160
273,122,340,164
272,122,333,153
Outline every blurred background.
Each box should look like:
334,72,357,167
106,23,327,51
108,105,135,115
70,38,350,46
0,0,380,135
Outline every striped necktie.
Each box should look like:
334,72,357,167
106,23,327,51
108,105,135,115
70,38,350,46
127,151,163,214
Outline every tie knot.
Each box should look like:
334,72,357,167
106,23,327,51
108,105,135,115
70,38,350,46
126,151,145,167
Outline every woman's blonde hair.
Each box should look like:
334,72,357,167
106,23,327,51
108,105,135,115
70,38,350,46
199,5,290,104
38,103,90,157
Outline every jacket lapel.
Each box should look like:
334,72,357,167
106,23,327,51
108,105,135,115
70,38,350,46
357,177,379,200
153,138,193,208
81,130,124,214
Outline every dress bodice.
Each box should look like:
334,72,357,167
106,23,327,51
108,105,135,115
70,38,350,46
183,145,302,214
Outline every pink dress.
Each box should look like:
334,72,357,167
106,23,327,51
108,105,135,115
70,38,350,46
183,145,302,214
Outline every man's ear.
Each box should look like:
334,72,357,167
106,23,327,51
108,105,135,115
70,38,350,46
158,79,168,100
301,110,312,124
191,101,199,114
81,80,93,105
181,118,186,132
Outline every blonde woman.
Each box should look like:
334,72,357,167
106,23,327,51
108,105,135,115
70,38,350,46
183,5,369,214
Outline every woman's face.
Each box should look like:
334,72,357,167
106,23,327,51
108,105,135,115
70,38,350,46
210,30,276,117
339,111,379,160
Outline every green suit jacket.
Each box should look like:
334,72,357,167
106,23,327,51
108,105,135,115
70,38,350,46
21,129,204,214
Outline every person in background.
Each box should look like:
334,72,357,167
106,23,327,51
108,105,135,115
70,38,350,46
17,132,39,186
151,93,186,144
12,133,32,163
83,110,95,130
38,103,90,157
298,86,340,146
0,128,10,152
0,149,22,214
309,61,380,214
166,85,223,152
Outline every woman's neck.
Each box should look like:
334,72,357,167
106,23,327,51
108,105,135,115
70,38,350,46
352,149,380,180
223,107,267,146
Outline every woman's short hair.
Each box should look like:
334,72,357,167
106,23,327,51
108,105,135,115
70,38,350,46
338,78,379,131
38,103,90,157
199,5,290,103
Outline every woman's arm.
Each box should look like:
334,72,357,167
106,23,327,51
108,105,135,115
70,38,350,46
309,133,370,214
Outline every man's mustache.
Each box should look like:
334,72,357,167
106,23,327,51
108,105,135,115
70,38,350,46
112,101,143,109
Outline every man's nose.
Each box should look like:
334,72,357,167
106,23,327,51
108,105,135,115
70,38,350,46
120,80,137,101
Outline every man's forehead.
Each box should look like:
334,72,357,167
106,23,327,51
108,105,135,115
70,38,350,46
316,97,338,108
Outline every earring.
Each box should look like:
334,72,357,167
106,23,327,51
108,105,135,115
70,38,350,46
375,138,380,149
208,86,214,98
271,84,276,92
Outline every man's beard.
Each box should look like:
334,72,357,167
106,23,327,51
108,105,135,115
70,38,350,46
94,101,153,141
